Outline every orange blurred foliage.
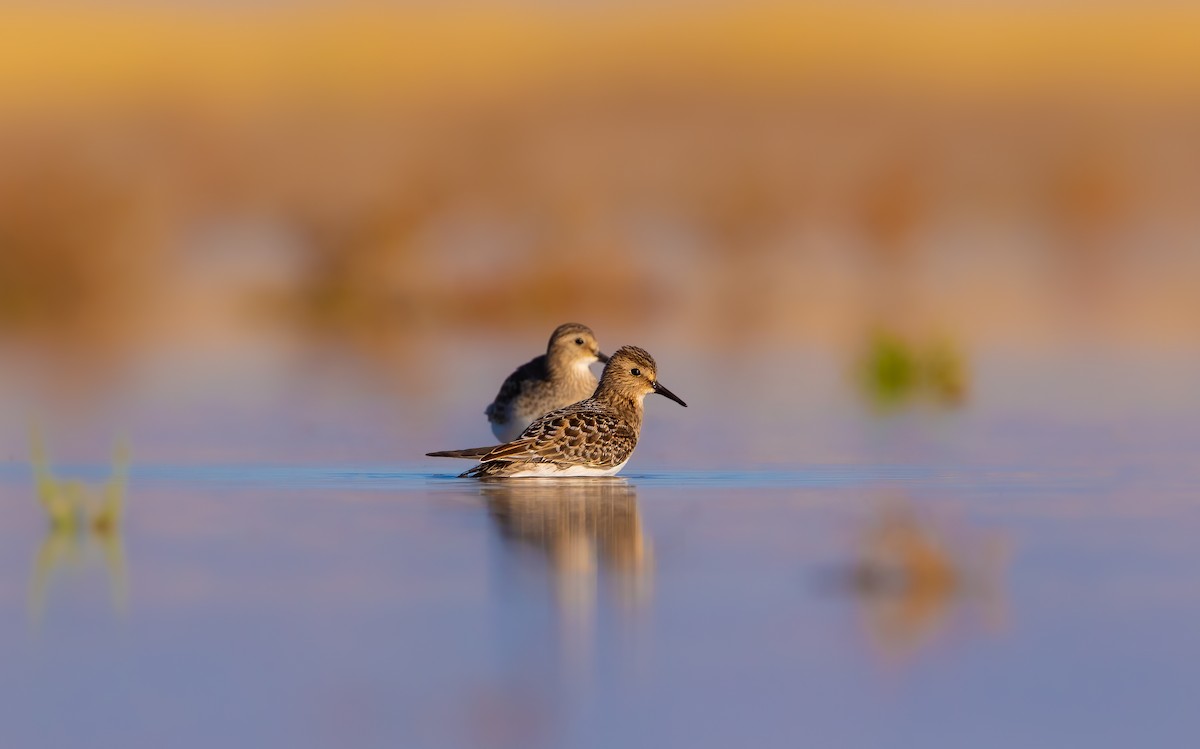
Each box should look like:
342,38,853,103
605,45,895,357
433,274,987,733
1,2,1198,363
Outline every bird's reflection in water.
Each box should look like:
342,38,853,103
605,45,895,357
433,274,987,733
28,428,130,628
836,497,1009,666
480,478,653,677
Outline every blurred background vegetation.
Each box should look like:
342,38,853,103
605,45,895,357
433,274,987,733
1,1,1198,387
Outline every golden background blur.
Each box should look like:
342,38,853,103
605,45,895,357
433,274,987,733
2,1,1198,375
4,10,1200,743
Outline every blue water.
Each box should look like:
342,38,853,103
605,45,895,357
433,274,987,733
1,347,1198,748
0,462,1125,490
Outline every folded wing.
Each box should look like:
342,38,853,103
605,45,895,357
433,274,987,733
476,405,636,469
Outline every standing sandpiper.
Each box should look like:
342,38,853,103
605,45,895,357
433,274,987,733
484,323,608,442
428,346,687,478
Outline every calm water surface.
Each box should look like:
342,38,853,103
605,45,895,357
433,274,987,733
1,346,1198,748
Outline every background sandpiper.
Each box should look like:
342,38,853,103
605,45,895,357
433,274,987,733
484,322,608,442
430,345,687,478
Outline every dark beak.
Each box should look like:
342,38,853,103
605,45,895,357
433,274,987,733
652,380,688,407
596,351,610,363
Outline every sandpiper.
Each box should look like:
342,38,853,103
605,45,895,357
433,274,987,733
484,323,608,442
428,346,687,478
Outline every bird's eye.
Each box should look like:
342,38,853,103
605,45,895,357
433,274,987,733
575,338,584,345
630,368,641,376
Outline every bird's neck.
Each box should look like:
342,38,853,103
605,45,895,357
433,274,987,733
548,353,596,384
593,386,644,430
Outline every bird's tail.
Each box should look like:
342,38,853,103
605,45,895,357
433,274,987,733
460,461,511,478
426,446,496,459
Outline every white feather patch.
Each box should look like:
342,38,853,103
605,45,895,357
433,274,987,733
506,459,629,478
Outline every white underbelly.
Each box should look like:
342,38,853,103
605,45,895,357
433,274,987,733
506,459,629,478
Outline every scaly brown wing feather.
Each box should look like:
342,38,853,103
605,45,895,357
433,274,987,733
475,402,637,469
